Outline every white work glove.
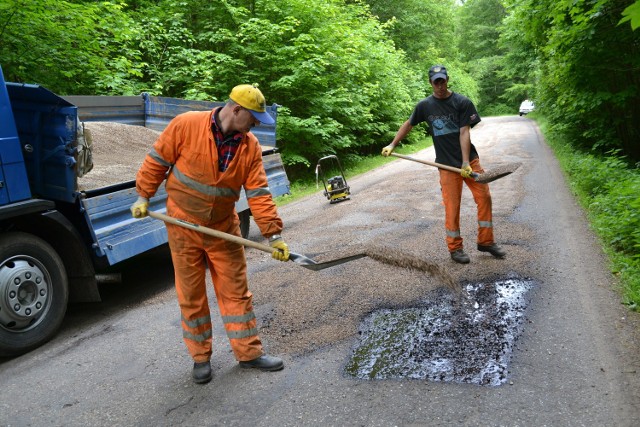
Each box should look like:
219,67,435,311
269,235,290,262
460,162,474,179
381,144,395,157
130,196,149,218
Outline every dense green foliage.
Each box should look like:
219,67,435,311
365,0,481,112
456,0,510,115
498,0,640,308
0,0,431,178
620,0,640,29
0,0,145,94
502,0,640,161
366,0,456,65
2,0,637,162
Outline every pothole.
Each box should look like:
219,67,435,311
345,277,535,386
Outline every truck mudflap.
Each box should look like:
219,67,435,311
80,186,168,266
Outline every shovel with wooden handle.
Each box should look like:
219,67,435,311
389,152,520,184
148,211,366,271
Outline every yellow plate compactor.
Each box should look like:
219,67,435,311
315,155,351,204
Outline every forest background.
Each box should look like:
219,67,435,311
1,0,639,307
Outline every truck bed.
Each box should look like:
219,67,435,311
77,122,158,191
80,184,169,265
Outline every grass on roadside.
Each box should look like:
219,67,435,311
536,116,640,311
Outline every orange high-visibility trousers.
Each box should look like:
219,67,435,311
166,213,263,363
439,158,495,252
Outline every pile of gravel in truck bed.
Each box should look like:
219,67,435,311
77,122,160,191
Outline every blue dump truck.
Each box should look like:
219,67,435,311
0,66,289,356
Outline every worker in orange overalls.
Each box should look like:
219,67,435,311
382,65,506,264
130,84,289,384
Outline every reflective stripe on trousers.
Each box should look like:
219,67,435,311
167,215,263,363
439,158,494,252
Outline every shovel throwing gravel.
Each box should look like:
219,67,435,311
390,153,520,184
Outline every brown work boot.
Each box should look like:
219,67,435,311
192,361,212,384
450,249,470,264
477,243,506,258
239,354,284,371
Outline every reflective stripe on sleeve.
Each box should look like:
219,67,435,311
148,148,172,167
245,187,272,199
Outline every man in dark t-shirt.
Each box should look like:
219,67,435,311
381,65,505,264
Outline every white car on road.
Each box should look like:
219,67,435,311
519,99,535,116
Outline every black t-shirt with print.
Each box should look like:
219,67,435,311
409,92,481,167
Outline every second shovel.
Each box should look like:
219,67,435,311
390,152,520,184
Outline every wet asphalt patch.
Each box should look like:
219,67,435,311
345,277,535,386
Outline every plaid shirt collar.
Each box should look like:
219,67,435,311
212,108,243,172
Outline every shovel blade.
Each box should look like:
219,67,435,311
289,252,367,271
475,162,521,184
475,171,513,184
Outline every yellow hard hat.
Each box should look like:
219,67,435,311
229,83,275,124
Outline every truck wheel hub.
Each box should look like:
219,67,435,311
0,257,50,331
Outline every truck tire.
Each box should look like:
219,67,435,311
239,210,251,239
0,232,69,357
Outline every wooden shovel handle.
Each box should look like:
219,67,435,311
390,153,462,173
148,211,275,254
389,153,479,178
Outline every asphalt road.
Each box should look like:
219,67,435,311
1,116,639,426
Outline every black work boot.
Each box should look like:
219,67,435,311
192,361,212,384
239,354,284,372
477,243,506,258
450,249,470,264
